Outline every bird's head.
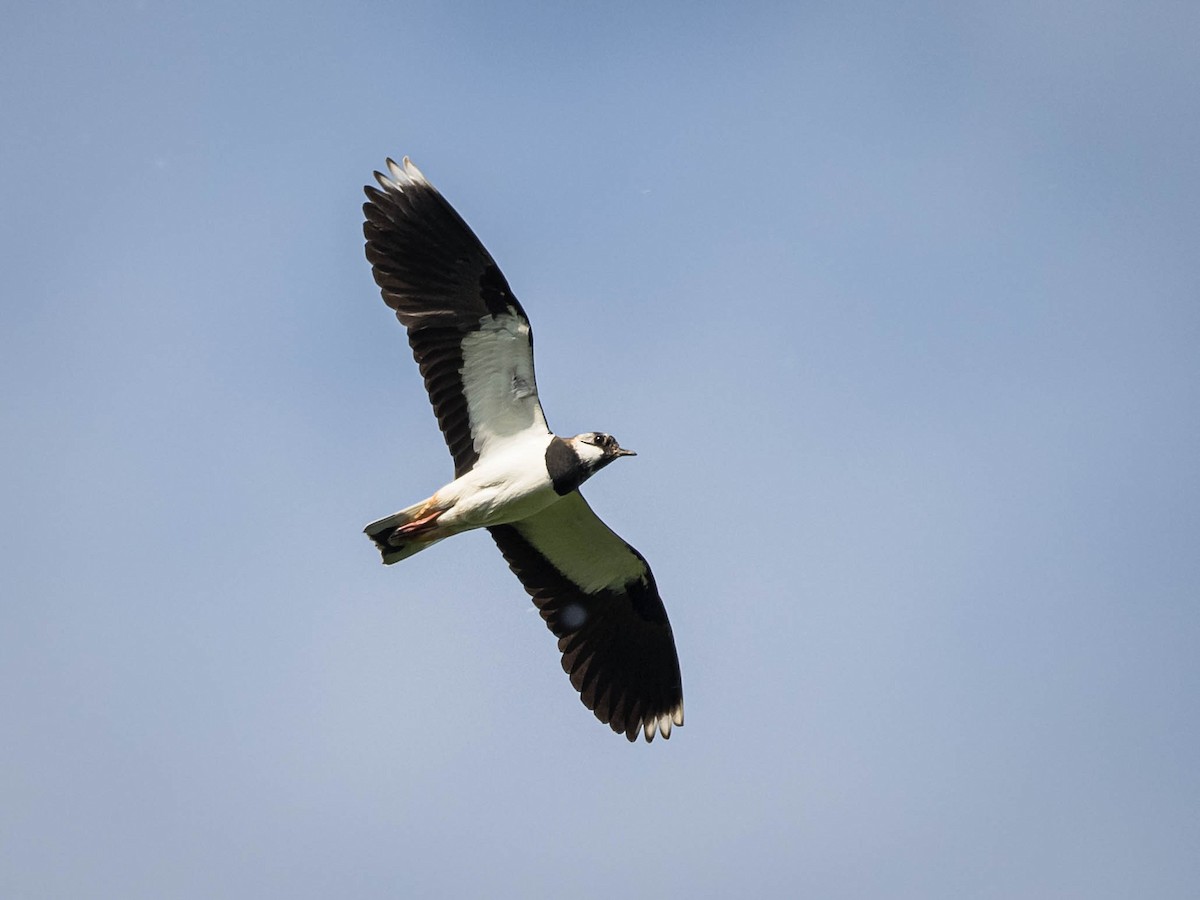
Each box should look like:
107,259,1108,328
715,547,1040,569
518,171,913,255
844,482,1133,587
570,431,637,474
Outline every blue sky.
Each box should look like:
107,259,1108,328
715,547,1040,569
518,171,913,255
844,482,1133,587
3,1,1198,897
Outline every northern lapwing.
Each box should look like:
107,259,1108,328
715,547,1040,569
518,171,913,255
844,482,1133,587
361,158,684,742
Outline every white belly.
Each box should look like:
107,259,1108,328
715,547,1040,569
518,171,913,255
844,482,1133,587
438,434,560,529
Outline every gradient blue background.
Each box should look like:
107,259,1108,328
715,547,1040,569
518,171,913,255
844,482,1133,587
3,2,1198,897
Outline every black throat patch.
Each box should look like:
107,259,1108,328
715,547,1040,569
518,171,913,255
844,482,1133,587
545,437,587,496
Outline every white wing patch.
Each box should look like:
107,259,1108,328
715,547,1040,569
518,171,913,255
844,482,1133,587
460,312,549,457
515,493,646,593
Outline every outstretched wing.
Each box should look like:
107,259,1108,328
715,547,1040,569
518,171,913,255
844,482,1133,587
489,493,684,742
364,158,549,476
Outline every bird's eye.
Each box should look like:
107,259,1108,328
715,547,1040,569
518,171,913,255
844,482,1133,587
594,433,608,446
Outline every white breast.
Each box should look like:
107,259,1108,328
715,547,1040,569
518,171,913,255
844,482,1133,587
439,431,559,529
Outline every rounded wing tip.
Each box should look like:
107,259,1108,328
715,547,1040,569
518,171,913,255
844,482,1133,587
373,156,431,193
403,156,428,182
636,702,685,743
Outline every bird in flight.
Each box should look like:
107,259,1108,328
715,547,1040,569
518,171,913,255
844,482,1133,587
361,158,684,742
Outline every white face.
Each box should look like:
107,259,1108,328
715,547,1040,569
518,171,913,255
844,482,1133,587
572,434,609,467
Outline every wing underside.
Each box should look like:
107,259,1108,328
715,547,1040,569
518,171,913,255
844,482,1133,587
364,158,549,475
489,493,684,742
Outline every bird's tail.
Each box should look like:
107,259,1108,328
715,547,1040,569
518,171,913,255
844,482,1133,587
364,495,450,565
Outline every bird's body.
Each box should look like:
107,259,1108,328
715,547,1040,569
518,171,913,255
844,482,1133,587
360,157,683,742
430,431,562,529
365,430,619,561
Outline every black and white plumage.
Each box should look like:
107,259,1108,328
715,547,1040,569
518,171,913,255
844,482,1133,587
361,157,683,742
